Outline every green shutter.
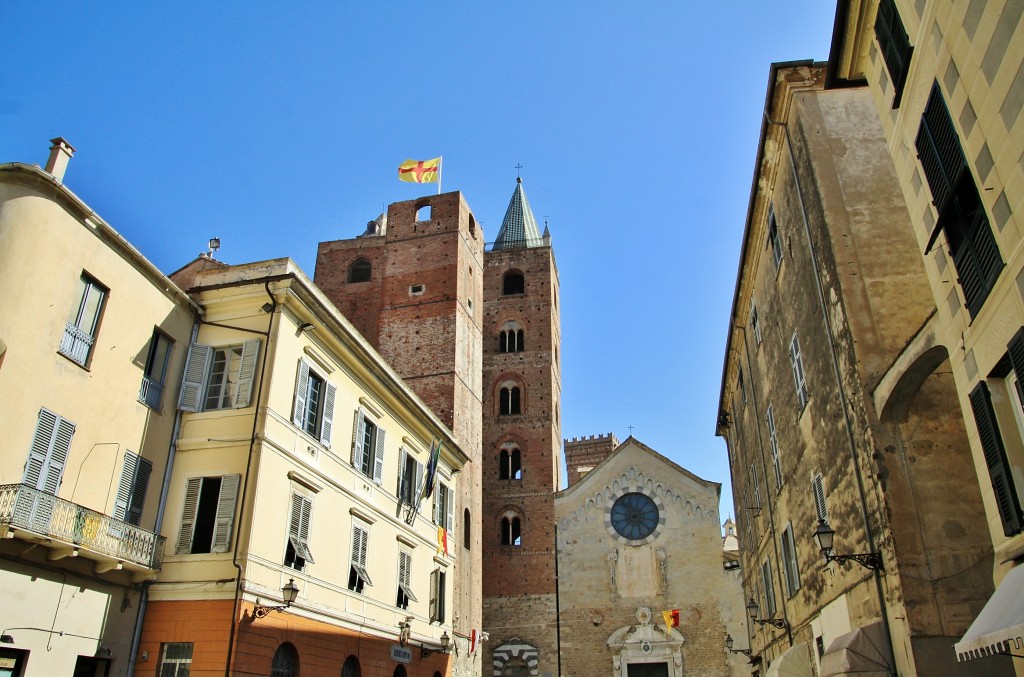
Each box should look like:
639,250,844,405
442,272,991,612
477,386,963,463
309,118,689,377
968,382,1023,536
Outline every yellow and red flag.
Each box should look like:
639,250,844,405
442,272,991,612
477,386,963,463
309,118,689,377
437,526,449,556
662,609,680,633
398,157,441,183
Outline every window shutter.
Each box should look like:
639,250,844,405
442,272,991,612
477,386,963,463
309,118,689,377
429,568,440,622
398,449,409,500
969,382,1024,536
114,451,139,522
42,416,74,496
399,551,412,587
211,474,240,553
178,344,212,412
445,484,454,532
916,82,966,213
352,411,366,471
293,359,310,426
414,461,424,504
320,382,337,447
373,426,385,484
127,456,153,526
298,495,314,563
176,478,203,554
812,474,829,523
234,339,260,408
1008,329,1024,402
23,409,58,489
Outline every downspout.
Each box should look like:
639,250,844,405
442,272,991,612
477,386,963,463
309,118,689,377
224,282,277,677
126,316,201,677
767,112,897,675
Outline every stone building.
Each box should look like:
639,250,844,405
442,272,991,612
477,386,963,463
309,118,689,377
828,1,1024,672
315,179,563,677
716,54,1012,677
555,436,748,677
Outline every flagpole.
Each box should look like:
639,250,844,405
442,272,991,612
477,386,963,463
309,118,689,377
438,156,443,195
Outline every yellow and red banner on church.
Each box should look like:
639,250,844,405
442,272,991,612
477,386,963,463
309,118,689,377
398,157,441,183
662,609,680,633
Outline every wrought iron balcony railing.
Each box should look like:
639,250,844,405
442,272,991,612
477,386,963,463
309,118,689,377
139,376,165,409
59,323,95,366
0,483,165,571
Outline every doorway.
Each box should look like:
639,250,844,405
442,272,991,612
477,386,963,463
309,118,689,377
626,662,668,677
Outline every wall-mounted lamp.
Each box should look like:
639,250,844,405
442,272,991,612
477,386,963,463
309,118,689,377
261,302,276,314
298,322,315,332
421,631,450,658
813,519,883,571
252,579,300,619
746,598,787,630
0,634,13,644
724,633,751,656
208,237,221,258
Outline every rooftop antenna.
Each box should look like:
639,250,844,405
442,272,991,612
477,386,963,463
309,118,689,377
207,237,221,259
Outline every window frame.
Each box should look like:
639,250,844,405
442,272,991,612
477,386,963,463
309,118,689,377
396,548,417,609
429,567,447,623
140,330,173,409
285,493,315,570
761,558,777,617
812,473,829,524
767,205,784,272
352,409,385,483
499,386,521,416
348,519,372,592
751,302,762,346
766,405,783,491
59,273,108,367
790,332,809,410
292,359,336,447
874,0,913,108
175,474,240,554
157,642,193,677
781,523,801,598
178,339,260,412
113,450,153,526
398,448,424,506
434,480,454,532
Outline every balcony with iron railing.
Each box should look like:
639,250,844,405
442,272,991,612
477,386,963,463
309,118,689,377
0,483,165,575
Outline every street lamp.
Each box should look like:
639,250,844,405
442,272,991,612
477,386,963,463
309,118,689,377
724,633,751,656
252,579,300,619
813,519,883,571
421,631,451,658
746,597,787,630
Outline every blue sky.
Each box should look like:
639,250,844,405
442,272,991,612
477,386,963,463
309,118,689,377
3,3,837,521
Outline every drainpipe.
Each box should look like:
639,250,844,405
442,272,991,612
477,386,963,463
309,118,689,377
766,111,897,676
554,523,562,677
224,282,277,677
126,317,201,677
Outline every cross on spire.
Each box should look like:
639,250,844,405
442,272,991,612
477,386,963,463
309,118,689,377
515,162,524,179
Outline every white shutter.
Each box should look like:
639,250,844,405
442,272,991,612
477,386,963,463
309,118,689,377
23,409,58,489
445,483,454,532
211,474,240,553
812,474,828,522
373,426,385,484
352,411,366,471
289,494,315,564
176,478,203,554
113,452,139,522
42,416,74,496
429,568,440,622
397,449,409,500
414,461,424,505
178,344,212,412
293,359,310,426
320,382,336,447
233,339,260,408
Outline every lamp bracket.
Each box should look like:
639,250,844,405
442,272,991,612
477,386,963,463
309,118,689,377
823,551,883,571
753,618,788,630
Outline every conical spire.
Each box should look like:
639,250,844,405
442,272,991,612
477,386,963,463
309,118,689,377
492,178,543,250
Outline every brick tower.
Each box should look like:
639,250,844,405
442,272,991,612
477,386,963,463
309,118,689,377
314,191,484,674
563,433,619,487
481,178,562,677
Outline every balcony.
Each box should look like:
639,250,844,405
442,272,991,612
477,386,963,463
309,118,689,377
0,483,165,576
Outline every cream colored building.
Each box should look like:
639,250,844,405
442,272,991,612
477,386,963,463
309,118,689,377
829,0,1024,672
554,437,747,677
136,258,473,677
0,143,198,677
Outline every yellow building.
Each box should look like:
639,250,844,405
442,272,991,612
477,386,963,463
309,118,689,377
0,141,198,677
829,0,1024,672
136,258,471,677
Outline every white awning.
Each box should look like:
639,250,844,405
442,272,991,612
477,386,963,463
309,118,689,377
765,642,813,677
819,621,892,677
955,563,1024,661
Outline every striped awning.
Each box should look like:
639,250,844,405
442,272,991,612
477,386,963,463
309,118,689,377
955,563,1024,661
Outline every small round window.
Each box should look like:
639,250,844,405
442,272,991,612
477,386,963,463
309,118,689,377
610,492,659,541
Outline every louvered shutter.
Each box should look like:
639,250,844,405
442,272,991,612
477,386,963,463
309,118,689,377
233,339,260,408
289,494,315,563
211,474,240,553
373,426,385,484
398,449,409,500
399,550,417,602
22,409,58,489
414,461,424,505
178,344,213,412
445,483,454,532
320,382,336,447
969,382,1023,536
352,411,366,471
41,416,74,496
176,478,203,553
1009,329,1024,406
916,82,965,213
293,359,310,426
429,568,440,622
113,452,139,522
812,474,829,522
127,456,152,526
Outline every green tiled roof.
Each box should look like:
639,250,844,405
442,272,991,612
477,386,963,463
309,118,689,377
493,178,543,250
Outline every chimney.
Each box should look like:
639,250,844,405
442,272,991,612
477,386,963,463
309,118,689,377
44,137,76,183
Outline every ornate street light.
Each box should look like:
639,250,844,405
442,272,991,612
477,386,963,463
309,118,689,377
725,633,752,656
252,579,300,619
813,519,883,571
746,597,787,630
